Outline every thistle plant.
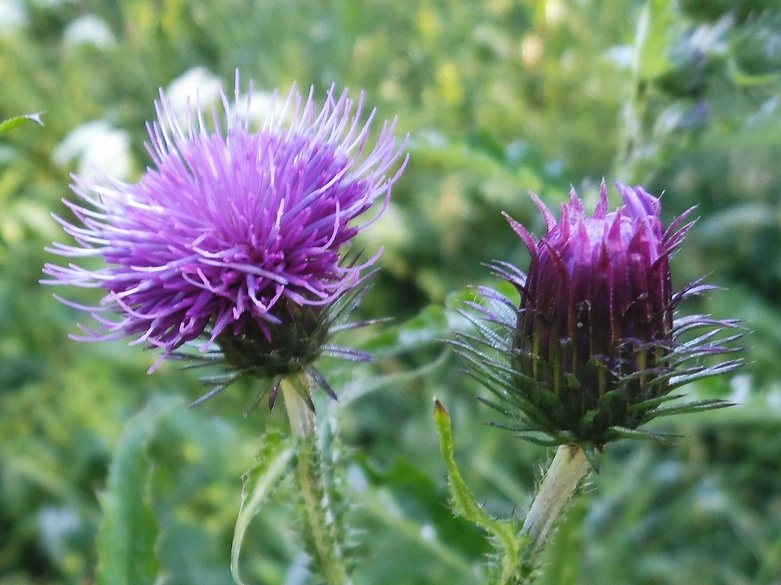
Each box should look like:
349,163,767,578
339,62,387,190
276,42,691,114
43,73,407,584
442,181,743,581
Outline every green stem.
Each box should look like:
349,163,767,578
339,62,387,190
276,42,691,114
282,376,315,439
281,377,351,585
522,444,590,553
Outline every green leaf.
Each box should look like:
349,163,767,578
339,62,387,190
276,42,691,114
0,113,44,135
96,396,180,585
434,400,527,585
634,0,675,81
358,303,449,359
231,431,295,585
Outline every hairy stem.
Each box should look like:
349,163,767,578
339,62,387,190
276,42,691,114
281,377,351,585
282,376,315,439
522,444,590,553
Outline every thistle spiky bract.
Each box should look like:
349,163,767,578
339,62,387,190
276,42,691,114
455,180,742,457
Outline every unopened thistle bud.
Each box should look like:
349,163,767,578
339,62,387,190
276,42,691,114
455,181,742,455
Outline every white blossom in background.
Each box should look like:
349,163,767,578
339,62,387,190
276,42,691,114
165,67,225,122
63,14,116,50
0,0,27,34
52,121,133,182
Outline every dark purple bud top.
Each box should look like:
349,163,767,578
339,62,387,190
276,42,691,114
455,181,742,455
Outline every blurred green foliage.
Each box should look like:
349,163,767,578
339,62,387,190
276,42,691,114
1,0,780,584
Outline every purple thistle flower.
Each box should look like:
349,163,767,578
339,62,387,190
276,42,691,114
43,74,408,406
454,181,742,458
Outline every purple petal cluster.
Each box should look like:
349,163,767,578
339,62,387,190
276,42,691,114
455,181,741,454
509,182,676,396
44,76,407,388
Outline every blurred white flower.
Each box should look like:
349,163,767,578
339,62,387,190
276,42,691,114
229,87,284,125
63,14,115,50
166,68,292,128
0,0,28,34
603,45,634,69
37,506,82,563
728,373,752,405
53,120,133,181
165,67,224,122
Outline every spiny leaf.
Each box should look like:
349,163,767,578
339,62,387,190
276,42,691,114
434,400,526,585
0,113,43,135
231,431,296,585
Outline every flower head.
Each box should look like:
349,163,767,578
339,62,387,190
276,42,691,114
455,181,741,457
44,74,407,406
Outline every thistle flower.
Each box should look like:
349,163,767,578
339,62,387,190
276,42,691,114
43,75,408,406
455,181,741,457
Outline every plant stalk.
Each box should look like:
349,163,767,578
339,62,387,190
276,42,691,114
282,376,315,439
281,376,351,585
522,444,590,553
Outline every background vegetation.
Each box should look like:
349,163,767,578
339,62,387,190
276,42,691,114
1,0,780,583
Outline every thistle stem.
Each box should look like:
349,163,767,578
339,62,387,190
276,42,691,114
281,377,315,439
522,444,590,553
280,377,351,585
